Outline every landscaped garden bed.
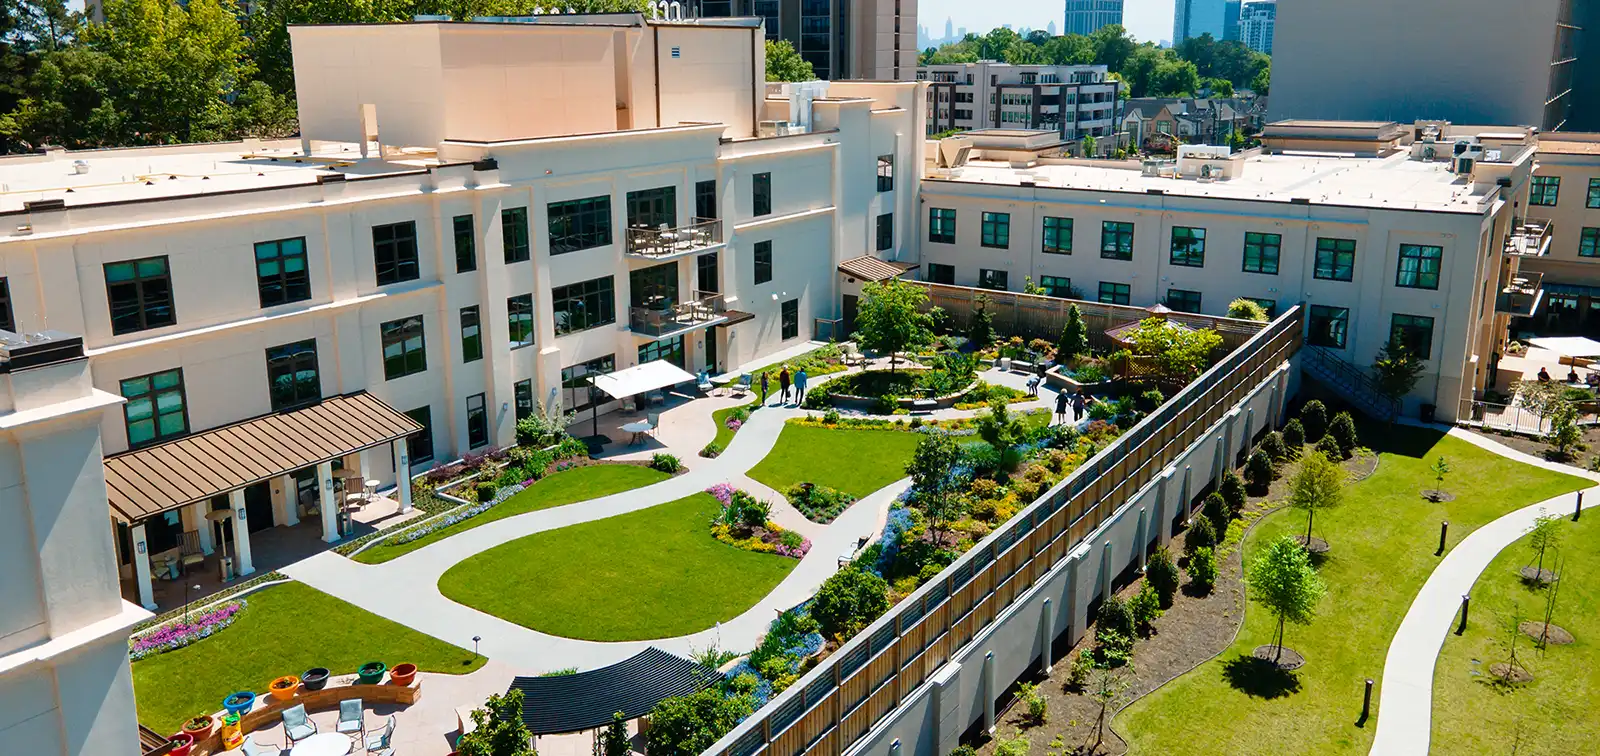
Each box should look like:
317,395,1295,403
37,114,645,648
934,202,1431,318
707,483,811,558
704,344,848,457
130,600,249,661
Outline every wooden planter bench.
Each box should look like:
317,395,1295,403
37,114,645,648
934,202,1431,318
189,676,421,755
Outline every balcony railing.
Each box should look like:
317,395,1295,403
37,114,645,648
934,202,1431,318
624,218,723,259
1497,270,1544,317
629,290,727,337
1505,218,1553,257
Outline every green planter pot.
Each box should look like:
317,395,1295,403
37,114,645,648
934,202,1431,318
356,661,386,685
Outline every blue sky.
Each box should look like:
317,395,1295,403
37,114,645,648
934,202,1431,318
919,0,1176,45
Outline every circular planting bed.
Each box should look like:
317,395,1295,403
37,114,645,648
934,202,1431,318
1293,535,1331,555
1519,621,1574,645
1489,662,1534,683
822,369,982,411
1251,645,1306,671
1518,566,1558,584
1421,489,1457,503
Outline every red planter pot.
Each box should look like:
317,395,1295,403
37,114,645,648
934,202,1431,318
389,662,418,686
168,732,195,756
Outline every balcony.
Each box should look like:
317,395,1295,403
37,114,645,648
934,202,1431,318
629,290,728,337
1504,218,1553,257
624,218,724,260
1497,270,1544,317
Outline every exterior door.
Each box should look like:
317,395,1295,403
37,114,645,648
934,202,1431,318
244,482,274,533
705,332,719,374
842,294,859,339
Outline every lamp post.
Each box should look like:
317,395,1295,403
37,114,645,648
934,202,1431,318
185,583,201,624
473,635,482,657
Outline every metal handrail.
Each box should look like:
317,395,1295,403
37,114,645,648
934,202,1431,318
624,217,723,258
1504,217,1553,256
1303,345,1399,420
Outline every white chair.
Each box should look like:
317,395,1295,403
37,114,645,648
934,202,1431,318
364,714,396,754
697,371,714,394
239,738,281,756
335,698,364,737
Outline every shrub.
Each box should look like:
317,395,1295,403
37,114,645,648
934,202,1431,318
811,565,890,639
1136,388,1165,412
699,442,722,459
1184,515,1217,558
474,481,498,503
949,746,977,756
1227,297,1270,322
802,391,831,410
994,734,1029,756
1019,682,1048,724
969,478,1002,500
779,530,804,549
1261,431,1287,462
1245,450,1273,492
1188,546,1218,594
1300,400,1328,441
1095,594,1135,644
645,688,756,756
822,408,842,425
650,453,683,473
1095,629,1134,667
1315,432,1343,460
1146,546,1179,609
1220,470,1246,520
1282,419,1305,452
786,483,857,524
1203,492,1229,535
1066,651,1095,691
1329,411,1358,457
1128,580,1163,635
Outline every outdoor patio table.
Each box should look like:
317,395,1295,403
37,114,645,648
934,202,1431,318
289,733,351,756
710,375,736,395
622,421,654,446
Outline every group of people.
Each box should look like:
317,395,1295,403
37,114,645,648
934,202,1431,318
1055,386,1092,424
759,367,809,405
1536,365,1600,388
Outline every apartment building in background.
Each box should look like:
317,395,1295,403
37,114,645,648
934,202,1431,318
1173,0,1227,44
1237,0,1275,54
919,62,1121,149
1516,134,1600,336
698,0,918,80
1271,0,1590,131
1063,0,1124,36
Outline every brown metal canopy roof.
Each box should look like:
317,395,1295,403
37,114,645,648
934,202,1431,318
103,392,421,524
838,256,918,282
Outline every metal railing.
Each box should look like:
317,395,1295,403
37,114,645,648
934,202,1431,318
1496,270,1545,316
629,290,726,337
625,218,723,258
703,307,1305,756
1459,399,1600,435
1504,218,1553,257
1301,344,1399,422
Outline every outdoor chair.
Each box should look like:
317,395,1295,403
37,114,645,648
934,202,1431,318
281,704,316,744
178,531,205,576
646,412,661,437
697,370,714,394
239,737,282,756
733,374,752,396
364,714,397,753
336,698,365,736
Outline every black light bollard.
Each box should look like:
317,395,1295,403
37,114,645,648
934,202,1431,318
1436,521,1450,556
1361,678,1374,723
1456,594,1470,636
1576,490,1584,522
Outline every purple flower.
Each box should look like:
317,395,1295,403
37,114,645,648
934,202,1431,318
130,600,248,659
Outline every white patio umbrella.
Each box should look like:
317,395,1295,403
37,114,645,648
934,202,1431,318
583,360,697,438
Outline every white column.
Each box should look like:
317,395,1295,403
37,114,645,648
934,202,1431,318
191,502,215,555
360,451,372,488
393,440,413,513
318,461,339,543
131,524,157,610
229,490,255,577
280,474,300,527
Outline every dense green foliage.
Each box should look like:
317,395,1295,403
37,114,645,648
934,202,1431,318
811,564,890,640
456,690,535,756
646,687,757,756
764,38,813,82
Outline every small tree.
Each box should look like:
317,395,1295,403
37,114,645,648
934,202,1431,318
646,688,756,756
1548,401,1582,459
1429,456,1452,500
1057,304,1089,365
1245,449,1274,493
1184,515,1217,559
1372,342,1425,411
1314,432,1342,461
1226,298,1269,322
977,397,1025,449
456,690,535,756
811,565,890,639
765,39,815,82
1526,511,1564,583
1261,430,1287,462
1188,546,1218,595
1128,580,1163,635
1146,546,1180,609
1537,556,1566,650
1247,535,1326,664
906,433,965,543
1081,133,1098,157
1299,400,1328,442
1495,608,1530,684
1087,664,1132,753
603,712,630,756
1022,276,1047,296
1220,470,1247,520
1203,491,1230,537
852,279,933,373
968,294,995,347
1282,419,1306,453
1288,450,1344,547
1328,411,1358,458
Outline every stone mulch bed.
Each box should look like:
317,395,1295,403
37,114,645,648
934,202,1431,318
1520,620,1575,645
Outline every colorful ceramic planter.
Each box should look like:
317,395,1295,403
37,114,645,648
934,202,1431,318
222,691,255,717
179,714,214,739
388,663,417,686
301,667,330,691
167,732,195,756
268,675,300,701
356,661,386,685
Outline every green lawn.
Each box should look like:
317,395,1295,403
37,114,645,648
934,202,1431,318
1116,426,1588,756
747,423,922,498
132,582,483,734
437,494,796,641
355,464,670,564
1431,511,1599,754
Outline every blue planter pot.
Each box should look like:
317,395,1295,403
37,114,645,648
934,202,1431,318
222,691,255,717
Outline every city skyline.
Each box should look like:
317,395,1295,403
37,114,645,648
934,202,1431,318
920,0,1176,45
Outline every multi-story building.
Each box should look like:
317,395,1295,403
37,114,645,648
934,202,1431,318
917,121,1542,420
1516,133,1600,335
1224,0,1242,41
1173,0,1227,44
1064,0,1124,36
919,62,1121,148
1238,0,1276,54
1271,0,1587,131
1121,97,1259,148
698,0,918,80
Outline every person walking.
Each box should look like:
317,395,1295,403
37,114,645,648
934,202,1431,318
795,369,809,402
779,367,792,404
1072,389,1088,422
1055,389,1069,425
760,371,770,405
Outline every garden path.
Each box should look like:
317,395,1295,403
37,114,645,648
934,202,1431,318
1369,425,1599,756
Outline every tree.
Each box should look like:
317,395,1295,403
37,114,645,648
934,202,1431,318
811,564,889,639
1250,65,1270,94
1328,411,1358,458
1372,343,1425,411
1002,39,1044,65
1548,400,1582,458
1124,318,1223,384
1188,546,1218,594
1087,664,1132,753
976,397,1025,450
1245,449,1273,493
1288,450,1344,547
1056,304,1089,365
1526,511,1563,583
1226,298,1269,322
1146,546,1180,609
851,279,932,373
1247,535,1326,664
765,38,814,82
455,689,535,756
1088,24,1138,72
602,712,630,756
1220,470,1247,520
1299,400,1328,442
646,687,756,756
1429,456,1451,500
1080,133,1097,157
905,433,965,543
968,294,994,347
1042,34,1094,65
1183,514,1216,559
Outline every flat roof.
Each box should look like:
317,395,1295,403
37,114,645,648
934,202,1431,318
1270,119,1399,129
1538,140,1600,156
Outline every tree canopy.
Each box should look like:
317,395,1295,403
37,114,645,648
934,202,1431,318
765,38,814,82
852,279,933,372
1247,535,1326,663
1288,450,1344,544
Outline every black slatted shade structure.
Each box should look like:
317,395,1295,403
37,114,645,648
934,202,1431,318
509,648,712,735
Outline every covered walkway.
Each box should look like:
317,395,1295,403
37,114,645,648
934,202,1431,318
509,648,711,735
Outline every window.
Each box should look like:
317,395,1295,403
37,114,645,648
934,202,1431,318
1101,221,1134,260
981,212,1010,249
466,393,488,449
502,207,531,263
404,406,433,464
1307,305,1349,349
514,379,534,421
1582,228,1600,257
928,208,956,243
508,294,534,348
561,355,616,412
381,316,427,380
1244,297,1277,317
638,336,685,367
877,213,894,251
1314,238,1356,281
979,269,1009,291
927,263,955,284
453,215,477,273
1530,175,1560,206
1169,227,1206,267
1040,275,1073,298
0,277,13,332
752,172,772,216
877,155,894,192
551,276,616,336
1166,288,1203,313
105,257,175,335
697,253,719,293
1098,282,1131,305
1390,314,1435,360
1396,244,1443,290
1242,232,1281,274
265,339,319,411
1589,178,1600,209
548,196,613,255
754,241,773,285
460,306,482,363
781,298,799,340
254,237,311,308
696,180,718,220
120,368,188,448
373,221,419,286
1042,217,1072,254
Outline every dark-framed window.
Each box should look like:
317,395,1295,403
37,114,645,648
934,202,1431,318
502,207,531,263
638,336,685,367
255,237,311,308
0,277,14,332
927,263,955,284
1101,221,1134,260
877,155,894,192
697,253,719,293
1042,217,1072,254
1242,232,1281,274
514,379,534,421
696,180,718,220
466,393,488,449
551,276,616,336
627,186,677,229
265,339,320,411
548,196,613,255
1040,275,1073,298
1098,281,1130,305
404,406,433,464
877,213,894,251
781,298,799,340
1307,305,1349,349
508,294,534,348
1390,313,1435,360
105,257,175,335
979,269,1009,291
562,355,616,412
453,214,477,273
1314,238,1356,282
120,368,188,448
754,241,773,284
1169,227,1206,267
981,212,1010,249
460,306,482,363
1588,178,1600,209
1396,244,1442,290
752,172,772,216
1530,175,1560,206
1166,288,1202,313
1581,228,1600,258
1244,297,1277,317
373,221,419,285
928,208,956,243
380,316,427,380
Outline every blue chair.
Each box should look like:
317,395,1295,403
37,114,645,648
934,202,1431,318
239,738,281,756
365,714,397,754
280,703,316,744
335,698,364,737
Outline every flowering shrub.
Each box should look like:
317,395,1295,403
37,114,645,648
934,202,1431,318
725,417,743,432
129,600,247,660
706,485,809,559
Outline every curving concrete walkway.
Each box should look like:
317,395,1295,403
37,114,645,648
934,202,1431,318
1369,426,1598,756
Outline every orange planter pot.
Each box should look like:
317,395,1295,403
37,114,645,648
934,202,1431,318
268,675,300,701
389,663,418,686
